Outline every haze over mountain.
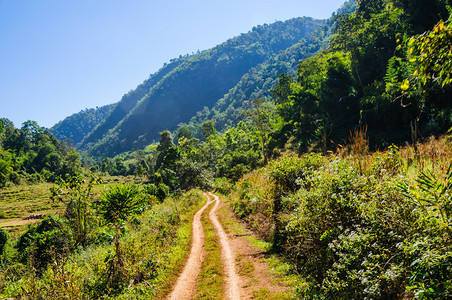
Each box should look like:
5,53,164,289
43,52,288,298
50,104,115,145
1,0,346,129
53,14,340,157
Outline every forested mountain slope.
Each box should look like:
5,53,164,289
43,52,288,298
79,59,185,149
184,18,336,134
184,2,358,135
0,119,81,186
50,104,115,146
79,17,326,157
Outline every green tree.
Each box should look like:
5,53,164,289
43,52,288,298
155,130,175,170
331,2,406,88
201,120,216,140
242,98,278,165
113,157,128,175
384,13,452,141
401,16,452,93
177,124,194,139
20,120,43,148
0,149,13,187
50,175,100,246
272,51,358,151
271,73,295,121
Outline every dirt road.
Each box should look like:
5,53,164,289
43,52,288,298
168,193,289,299
208,192,241,299
167,196,213,300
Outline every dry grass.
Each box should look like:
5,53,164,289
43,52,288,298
230,168,276,241
0,176,131,233
0,183,60,220
236,254,255,277
337,130,452,179
252,288,289,300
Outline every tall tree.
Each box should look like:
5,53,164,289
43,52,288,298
155,130,175,170
243,98,278,165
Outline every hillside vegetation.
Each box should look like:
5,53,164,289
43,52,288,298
77,17,327,157
50,104,115,146
1,0,452,298
78,58,186,152
230,136,452,299
0,119,81,187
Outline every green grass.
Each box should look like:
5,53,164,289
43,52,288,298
236,254,255,277
194,204,224,300
252,288,290,300
131,192,207,299
0,176,134,226
0,189,206,299
0,177,126,221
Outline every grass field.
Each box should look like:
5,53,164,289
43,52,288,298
0,175,134,232
0,183,59,219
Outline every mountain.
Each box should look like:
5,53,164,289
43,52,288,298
77,17,327,157
50,104,115,146
78,59,185,150
184,17,337,135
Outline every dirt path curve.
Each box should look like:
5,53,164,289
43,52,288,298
208,192,241,300
167,196,213,300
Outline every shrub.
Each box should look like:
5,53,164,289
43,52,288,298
50,174,99,246
234,153,420,298
143,183,170,202
0,228,8,256
402,235,452,299
100,183,145,223
229,163,250,182
269,153,326,196
370,145,403,177
15,215,70,274
397,162,452,298
214,177,234,195
398,161,452,237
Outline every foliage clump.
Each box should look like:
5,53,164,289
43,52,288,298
15,216,70,274
143,183,170,203
99,183,146,223
0,119,81,187
0,228,7,258
231,138,452,299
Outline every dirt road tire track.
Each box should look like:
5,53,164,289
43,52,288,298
208,192,241,300
167,193,241,300
167,196,213,300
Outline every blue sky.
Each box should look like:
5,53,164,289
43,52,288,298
0,0,346,128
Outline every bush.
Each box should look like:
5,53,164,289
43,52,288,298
100,183,146,223
402,235,452,299
15,215,70,274
269,153,326,195
231,152,433,298
0,228,8,256
50,174,99,247
278,159,418,298
214,177,234,195
143,183,170,202
397,162,452,298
